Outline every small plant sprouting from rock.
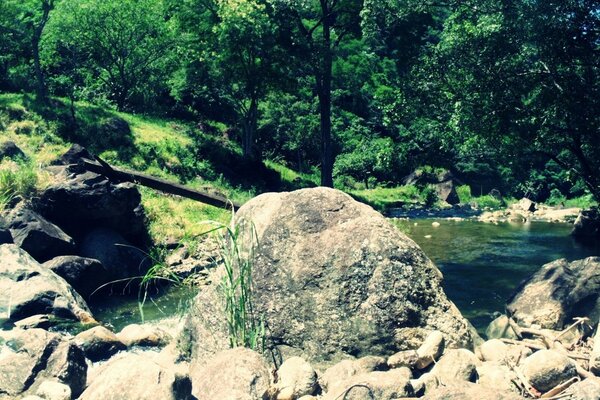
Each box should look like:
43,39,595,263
204,213,265,352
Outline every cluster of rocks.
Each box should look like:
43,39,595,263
478,197,582,224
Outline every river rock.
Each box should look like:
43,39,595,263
422,383,523,400
507,257,600,329
36,380,71,400
181,188,476,365
323,368,413,400
321,356,387,392
6,206,76,262
566,377,600,400
477,339,509,364
74,326,126,362
476,362,518,393
521,350,577,393
514,198,537,213
275,356,318,400
43,256,106,299
387,350,419,369
80,352,193,400
0,328,87,398
117,323,171,348
0,244,95,324
485,315,520,340
430,349,480,385
415,330,445,369
189,347,272,400
0,140,26,160
35,150,148,246
572,208,600,238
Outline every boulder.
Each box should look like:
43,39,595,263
477,339,509,364
514,198,537,213
430,349,480,385
35,380,71,400
35,152,148,246
0,140,26,160
79,352,193,400
521,350,577,393
0,244,95,324
54,143,93,165
116,323,171,348
74,326,126,362
435,180,460,205
422,384,523,400
486,315,520,340
0,328,87,398
566,377,600,400
0,228,12,244
7,206,76,262
507,257,600,329
572,208,600,238
323,368,413,400
476,362,518,393
14,314,53,330
274,357,318,400
43,256,106,299
181,188,476,365
189,347,272,400
387,350,419,369
80,228,149,282
321,356,387,392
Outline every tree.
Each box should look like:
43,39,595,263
45,0,174,110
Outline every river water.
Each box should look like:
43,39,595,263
92,218,600,334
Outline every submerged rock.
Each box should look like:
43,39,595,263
181,188,476,365
0,244,95,324
507,257,600,329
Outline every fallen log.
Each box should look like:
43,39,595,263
79,157,242,211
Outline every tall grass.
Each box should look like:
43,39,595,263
0,162,38,210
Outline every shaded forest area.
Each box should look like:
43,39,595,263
1,0,598,204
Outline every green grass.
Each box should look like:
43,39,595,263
264,160,319,189
349,185,424,211
0,160,43,211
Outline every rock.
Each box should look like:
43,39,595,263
514,198,537,213
79,352,193,400
591,325,600,375
321,356,387,392
35,154,148,246
415,331,445,369
43,256,106,299
489,189,503,200
521,350,577,393
0,328,87,398
507,257,600,329
477,339,509,364
435,180,460,205
181,188,476,364
476,362,518,393
572,208,600,238
97,117,131,148
486,315,520,340
387,350,418,369
411,372,439,396
323,368,413,400
7,206,76,262
0,244,95,324
14,314,53,330
0,228,12,244
80,228,149,282
430,349,480,385
566,377,600,400
275,357,317,400
36,380,71,400
422,383,523,400
117,324,172,348
0,140,26,160
189,347,272,400
74,326,126,362
54,144,94,165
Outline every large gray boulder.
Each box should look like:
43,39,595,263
43,256,106,299
79,352,193,400
0,140,26,160
7,206,76,262
507,257,600,329
0,244,95,324
181,188,475,365
0,328,87,398
572,208,600,239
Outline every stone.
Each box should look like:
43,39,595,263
415,330,445,369
0,244,95,324
14,314,53,330
7,206,76,262
477,339,509,364
43,256,106,299
323,368,413,400
320,356,387,392
515,198,537,213
411,372,440,396
572,208,600,238
486,315,520,340
0,328,87,398
591,326,600,375
275,357,317,400
387,350,418,369
74,326,126,362
54,144,94,165
430,349,480,385
0,141,26,160
507,257,600,329
435,180,460,205
476,362,518,393
0,229,12,245
181,188,476,365
80,228,149,282
422,383,523,400
35,153,148,246
116,324,171,348
79,352,192,400
189,347,272,400
521,350,577,393
566,377,600,400
36,380,71,400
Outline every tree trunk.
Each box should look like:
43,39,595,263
318,1,334,188
242,97,258,160
570,135,600,203
32,1,53,103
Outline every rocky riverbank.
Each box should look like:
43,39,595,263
2,144,600,399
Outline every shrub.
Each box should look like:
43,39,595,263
9,120,36,135
421,185,439,208
456,185,472,204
